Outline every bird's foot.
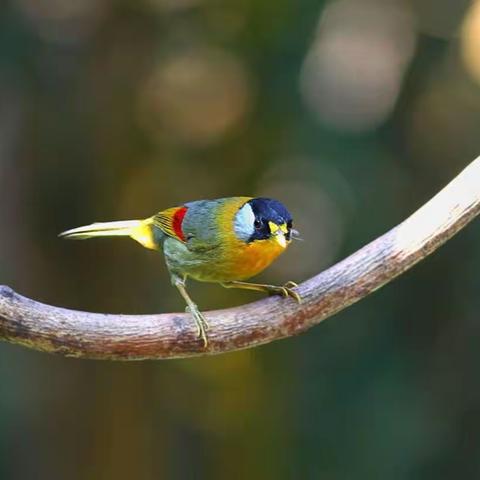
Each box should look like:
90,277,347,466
267,281,302,303
221,280,301,303
185,304,209,347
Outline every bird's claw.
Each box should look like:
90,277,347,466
185,305,209,347
268,281,302,304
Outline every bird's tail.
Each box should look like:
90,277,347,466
59,218,157,250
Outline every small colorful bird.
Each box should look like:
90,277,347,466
60,196,300,346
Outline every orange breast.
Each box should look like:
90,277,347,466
227,238,286,280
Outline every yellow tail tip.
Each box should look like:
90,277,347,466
59,219,157,249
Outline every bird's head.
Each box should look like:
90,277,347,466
234,197,294,249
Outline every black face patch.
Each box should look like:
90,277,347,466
247,198,293,242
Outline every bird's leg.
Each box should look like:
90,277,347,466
221,280,302,303
172,277,209,347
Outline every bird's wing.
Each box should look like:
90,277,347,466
153,206,189,243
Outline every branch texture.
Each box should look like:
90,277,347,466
1,157,480,360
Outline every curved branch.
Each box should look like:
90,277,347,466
1,157,480,360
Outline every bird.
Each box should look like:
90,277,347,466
59,196,301,346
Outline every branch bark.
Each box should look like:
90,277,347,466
1,157,480,360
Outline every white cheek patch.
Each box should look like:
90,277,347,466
234,203,256,241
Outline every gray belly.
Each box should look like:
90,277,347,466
162,236,222,282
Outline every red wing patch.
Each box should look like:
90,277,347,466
153,206,188,242
171,207,188,241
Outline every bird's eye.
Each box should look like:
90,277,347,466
254,219,262,229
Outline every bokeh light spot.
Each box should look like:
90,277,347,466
462,0,480,85
300,0,416,133
138,47,252,147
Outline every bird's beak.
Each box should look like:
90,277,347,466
268,221,289,248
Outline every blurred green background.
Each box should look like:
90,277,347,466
1,0,480,478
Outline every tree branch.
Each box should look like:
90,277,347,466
1,157,480,360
